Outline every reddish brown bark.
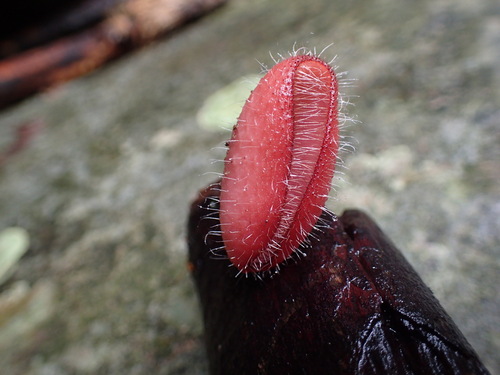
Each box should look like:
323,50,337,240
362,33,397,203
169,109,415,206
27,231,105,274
0,0,227,109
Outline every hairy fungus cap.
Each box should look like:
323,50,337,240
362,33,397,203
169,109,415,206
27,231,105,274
219,55,339,273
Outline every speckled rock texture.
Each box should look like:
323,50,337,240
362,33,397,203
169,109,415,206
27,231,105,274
0,0,498,374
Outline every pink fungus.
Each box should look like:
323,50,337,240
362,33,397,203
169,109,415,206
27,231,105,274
219,54,339,273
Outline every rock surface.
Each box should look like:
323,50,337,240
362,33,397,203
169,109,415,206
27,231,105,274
0,0,498,373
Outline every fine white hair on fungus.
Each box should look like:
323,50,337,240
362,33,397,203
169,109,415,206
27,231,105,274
264,45,358,200
201,46,357,277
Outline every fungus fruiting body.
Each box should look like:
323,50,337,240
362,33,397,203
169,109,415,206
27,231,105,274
219,54,339,273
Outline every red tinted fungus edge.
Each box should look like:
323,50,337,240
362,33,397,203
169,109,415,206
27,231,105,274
219,54,340,274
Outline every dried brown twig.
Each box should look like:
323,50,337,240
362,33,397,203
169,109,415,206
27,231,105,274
0,0,227,110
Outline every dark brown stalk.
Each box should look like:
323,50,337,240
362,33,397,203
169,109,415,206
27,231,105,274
188,183,490,375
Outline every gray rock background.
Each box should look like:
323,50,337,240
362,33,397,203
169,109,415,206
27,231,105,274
0,0,498,373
